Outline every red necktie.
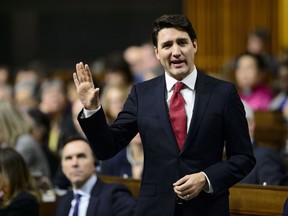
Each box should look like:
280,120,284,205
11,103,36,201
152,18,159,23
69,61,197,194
169,82,187,150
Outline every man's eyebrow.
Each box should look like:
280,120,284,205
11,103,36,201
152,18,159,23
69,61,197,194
64,155,72,159
177,37,189,42
77,153,87,157
160,40,172,47
160,37,189,46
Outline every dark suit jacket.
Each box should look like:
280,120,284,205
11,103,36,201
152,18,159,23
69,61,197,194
79,71,255,216
55,178,136,216
241,143,286,185
0,191,39,216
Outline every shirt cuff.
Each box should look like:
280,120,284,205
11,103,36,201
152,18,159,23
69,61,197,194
81,105,101,118
200,171,214,194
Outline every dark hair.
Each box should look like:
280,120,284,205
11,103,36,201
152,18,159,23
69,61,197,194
61,135,89,149
152,14,197,47
104,52,133,85
249,28,269,41
27,108,50,143
0,148,39,208
235,52,267,72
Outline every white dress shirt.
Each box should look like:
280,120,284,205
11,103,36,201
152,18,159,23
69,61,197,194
69,174,97,216
165,68,196,132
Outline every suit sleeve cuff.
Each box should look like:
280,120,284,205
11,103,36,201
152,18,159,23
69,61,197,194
81,105,102,118
201,171,214,194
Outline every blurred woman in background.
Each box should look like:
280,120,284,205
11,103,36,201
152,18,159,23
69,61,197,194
235,52,273,110
0,99,50,179
0,148,40,216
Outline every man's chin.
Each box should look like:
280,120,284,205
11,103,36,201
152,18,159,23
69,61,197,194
169,69,189,79
71,177,83,184
72,179,85,188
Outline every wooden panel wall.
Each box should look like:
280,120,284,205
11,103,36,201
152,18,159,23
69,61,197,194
184,0,280,74
279,0,288,49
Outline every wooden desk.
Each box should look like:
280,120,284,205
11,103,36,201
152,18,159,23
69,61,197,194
254,111,287,150
230,184,288,216
40,177,288,216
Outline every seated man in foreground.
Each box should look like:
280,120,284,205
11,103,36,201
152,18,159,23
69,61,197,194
56,136,136,216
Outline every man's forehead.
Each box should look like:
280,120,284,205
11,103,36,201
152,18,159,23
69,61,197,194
62,140,91,155
157,28,190,41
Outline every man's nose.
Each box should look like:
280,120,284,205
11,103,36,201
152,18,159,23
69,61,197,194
172,45,181,56
71,157,78,166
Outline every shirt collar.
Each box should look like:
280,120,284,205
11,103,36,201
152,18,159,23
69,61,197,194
73,174,97,196
165,66,197,93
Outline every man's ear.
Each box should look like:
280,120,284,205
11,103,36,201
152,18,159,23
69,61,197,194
154,46,160,60
192,41,198,53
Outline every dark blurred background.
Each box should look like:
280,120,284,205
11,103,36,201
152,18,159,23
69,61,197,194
0,0,182,69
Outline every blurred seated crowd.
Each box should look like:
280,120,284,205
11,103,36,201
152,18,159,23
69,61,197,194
1,30,288,214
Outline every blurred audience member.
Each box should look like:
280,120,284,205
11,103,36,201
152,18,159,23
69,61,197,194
246,28,278,75
270,60,288,110
101,85,130,124
103,51,133,87
0,65,11,85
0,148,40,216
101,133,143,179
99,85,144,178
14,67,40,85
241,101,286,185
0,65,13,101
56,136,136,216
13,80,40,112
66,80,80,105
39,78,77,155
26,108,58,181
139,43,164,81
0,100,50,179
123,45,143,82
0,84,12,101
235,52,273,110
124,43,163,83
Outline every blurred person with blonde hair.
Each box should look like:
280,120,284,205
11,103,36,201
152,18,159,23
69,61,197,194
101,85,130,124
0,84,12,101
0,99,50,178
0,148,40,216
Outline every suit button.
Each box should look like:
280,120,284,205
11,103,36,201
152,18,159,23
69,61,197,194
178,156,183,162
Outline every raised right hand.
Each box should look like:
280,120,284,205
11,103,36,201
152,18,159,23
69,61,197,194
73,62,100,110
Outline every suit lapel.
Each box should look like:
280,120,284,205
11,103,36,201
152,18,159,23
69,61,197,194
156,75,180,153
86,180,101,216
61,191,74,216
181,71,212,153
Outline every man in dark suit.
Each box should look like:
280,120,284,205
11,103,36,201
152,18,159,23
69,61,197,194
55,136,136,216
73,14,255,216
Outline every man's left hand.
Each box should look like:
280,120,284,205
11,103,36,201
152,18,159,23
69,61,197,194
173,172,207,201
